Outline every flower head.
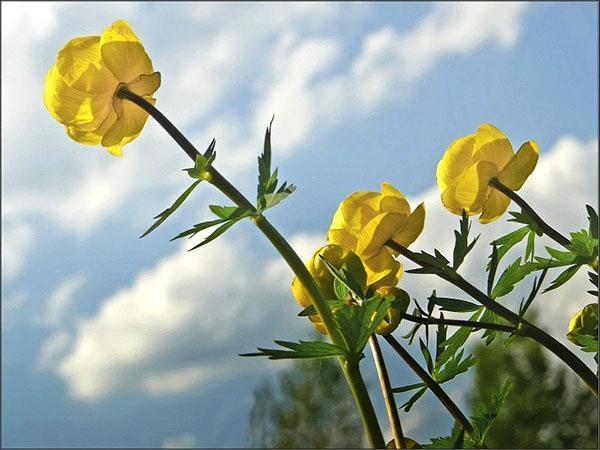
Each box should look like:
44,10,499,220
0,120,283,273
374,286,410,335
437,123,539,223
44,20,160,156
328,182,425,286
567,303,598,347
291,244,366,334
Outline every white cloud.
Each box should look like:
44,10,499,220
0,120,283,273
1,221,35,282
2,2,528,242
36,331,71,371
51,231,322,401
162,433,198,449
38,272,88,327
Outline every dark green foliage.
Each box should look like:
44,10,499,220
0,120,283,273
472,324,598,449
246,356,363,448
240,340,348,360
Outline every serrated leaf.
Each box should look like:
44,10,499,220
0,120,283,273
543,264,582,293
320,256,365,300
491,226,529,264
434,350,477,384
508,210,544,235
568,333,598,352
297,299,345,317
240,339,348,360
518,264,549,318
491,258,538,299
141,180,202,238
188,210,253,251
263,184,296,210
436,309,482,368
487,243,499,296
545,246,577,263
186,140,216,178
423,423,464,449
568,229,598,258
452,211,480,269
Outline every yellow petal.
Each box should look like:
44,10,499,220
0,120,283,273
362,251,402,287
356,213,406,258
327,228,358,252
65,107,118,145
44,65,113,129
127,72,161,96
436,134,476,193
309,315,328,335
339,192,380,231
479,188,511,224
441,161,498,216
55,36,118,94
472,123,514,169
101,96,155,152
393,202,425,247
100,20,153,83
291,277,312,308
497,141,539,191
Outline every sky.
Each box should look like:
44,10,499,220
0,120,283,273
1,2,598,448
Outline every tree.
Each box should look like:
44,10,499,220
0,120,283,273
247,354,364,448
472,326,598,449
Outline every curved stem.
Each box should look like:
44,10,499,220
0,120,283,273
386,240,598,396
118,89,385,448
489,178,571,248
370,335,405,448
401,313,515,333
383,335,474,436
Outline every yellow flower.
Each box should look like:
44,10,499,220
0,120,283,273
291,244,366,334
436,123,539,223
567,303,598,347
328,182,425,286
44,20,160,156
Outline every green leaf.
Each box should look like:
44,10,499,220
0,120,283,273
452,210,480,269
428,292,481,313
479,308,499,346
568,229,598,258
525,229,536,262
508,210,544,235
186,139,216,178
257,118,273,210
470,380,512,446
491,258,538,299
419,338,434,373
434,350,477,384
170,218,228,241
391,382,426,394
518,264,550,319
587,204,598,240
264,183,296,210
240,340,348,360
333,295,392,356
188,209,254,251
141,180,202,238
569,333,598,353
319,256,365,300
487,243,499,297
545,246,577,263
297,299,345,317
400,386,428,412
423,423,465,449
436,309,483,368
543,264,582,293
491,226,529,264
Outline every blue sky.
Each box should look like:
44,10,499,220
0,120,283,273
2,2,598,448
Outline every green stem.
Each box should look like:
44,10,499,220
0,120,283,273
382,335,474,436
386,240,598,396
489,177,571,248
401,312,515,333
370,335,405,448
118,89,385,448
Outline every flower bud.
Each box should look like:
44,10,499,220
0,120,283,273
386,437,420,448
375,287,410,335
567,303,598,346
291,244,366,334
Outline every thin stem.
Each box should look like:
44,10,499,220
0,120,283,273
489,177,571,248
401,313,515,333
370,335,405,449
386,240,598,396
118,89,385,448
383,335,474,436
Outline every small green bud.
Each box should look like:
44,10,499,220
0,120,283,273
567,303,598,346
375,287,410,335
